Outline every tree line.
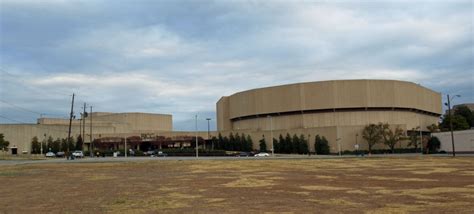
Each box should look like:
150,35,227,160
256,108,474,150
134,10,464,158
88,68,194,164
258,133,330,155
213,133,253,152
31,135,84,154
439,105,474,131
362,123,440,154
0,133,9,152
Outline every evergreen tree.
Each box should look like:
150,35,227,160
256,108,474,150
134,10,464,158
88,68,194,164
246,135,253,151
76,135,83,151
229,133,235,151
320,136,330,154
211,136,218,150
275,134,284,153
235,133,242,151
240,133,247,151
223,136,230,151
217,133,224,150
292,134,300,154
51,138,61,153
259,135,267,152
284,133,292,154
272,138,277,153
315,135,330,155
41,137,48,153
299,134,309,154
31,136,40,154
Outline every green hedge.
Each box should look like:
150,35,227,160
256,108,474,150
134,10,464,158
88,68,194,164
89,149,228,157
161,149,227,156
340,148,428,155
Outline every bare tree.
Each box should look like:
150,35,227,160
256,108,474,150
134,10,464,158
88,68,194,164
380,123,405,153
362,124,383,154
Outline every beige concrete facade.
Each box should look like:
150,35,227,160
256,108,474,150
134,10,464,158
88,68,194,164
217,80,442,153
0,112,184,154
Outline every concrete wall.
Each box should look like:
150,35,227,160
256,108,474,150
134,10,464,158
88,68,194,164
217,80,441,123
434,130,474,153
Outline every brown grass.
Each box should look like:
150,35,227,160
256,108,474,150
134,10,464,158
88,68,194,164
0,157,473,213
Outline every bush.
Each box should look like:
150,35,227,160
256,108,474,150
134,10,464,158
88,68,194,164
315,135,330,155
426,136,441,154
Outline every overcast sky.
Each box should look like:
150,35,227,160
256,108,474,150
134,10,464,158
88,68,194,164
0,0,472,131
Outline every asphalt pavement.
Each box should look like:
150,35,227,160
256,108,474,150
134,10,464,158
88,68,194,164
1,153,472,166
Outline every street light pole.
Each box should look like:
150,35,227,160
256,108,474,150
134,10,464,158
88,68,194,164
446,94,461,157
336,138,342,156
206,118,211,150
267,115,274,156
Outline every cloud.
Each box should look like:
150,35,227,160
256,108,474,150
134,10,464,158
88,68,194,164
1,0,472,130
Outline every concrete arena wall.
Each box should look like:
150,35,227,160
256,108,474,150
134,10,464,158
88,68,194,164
217,80,441,131
217,79,442,152
434,130,474,153
231,111,438,132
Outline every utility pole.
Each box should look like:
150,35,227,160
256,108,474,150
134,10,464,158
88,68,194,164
67,93,75,157
83,103,86,147
90,106,93,157
195,115,198,158
447,94,459,157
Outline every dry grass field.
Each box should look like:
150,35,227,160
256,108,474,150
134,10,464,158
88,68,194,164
1,157,473,213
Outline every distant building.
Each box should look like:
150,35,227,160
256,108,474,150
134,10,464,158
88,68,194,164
445,103,474,116
1,112,210,155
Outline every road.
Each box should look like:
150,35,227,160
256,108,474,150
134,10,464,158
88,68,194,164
1,153,471,166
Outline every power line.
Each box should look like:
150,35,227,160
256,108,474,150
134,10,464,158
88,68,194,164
0,114,72,134
0,99,43,115
0,99,68,118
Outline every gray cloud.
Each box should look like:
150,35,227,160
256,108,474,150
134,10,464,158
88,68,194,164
1,0,472,130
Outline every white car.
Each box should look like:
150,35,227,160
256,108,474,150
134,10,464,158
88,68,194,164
45,152,55,157
72,151,84,158
254,152,270,157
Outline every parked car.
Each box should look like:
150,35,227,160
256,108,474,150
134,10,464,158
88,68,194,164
236,152,250,157
254,152,270,157
56,151,65,158
145,150,156,156
156,151,168,157
45,152,55,157
72,151,84,158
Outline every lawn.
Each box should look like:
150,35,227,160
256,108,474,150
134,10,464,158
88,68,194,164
0,157,473,213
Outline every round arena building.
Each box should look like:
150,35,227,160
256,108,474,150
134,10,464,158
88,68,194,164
216,79,442,153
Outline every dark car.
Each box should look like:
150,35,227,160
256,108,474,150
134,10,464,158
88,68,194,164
237,152,250,157
145,150,156,156
156,151,168,157
56,151,65,158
